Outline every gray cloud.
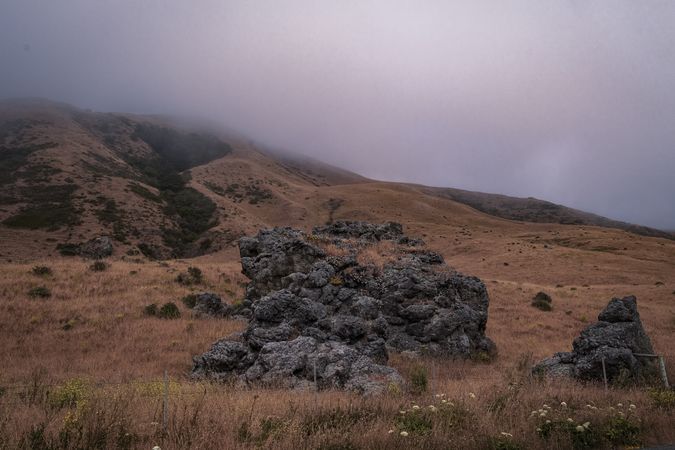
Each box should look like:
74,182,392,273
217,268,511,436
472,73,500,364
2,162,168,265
1,0,674,229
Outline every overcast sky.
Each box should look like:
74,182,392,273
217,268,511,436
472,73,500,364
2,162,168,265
1,1,674,229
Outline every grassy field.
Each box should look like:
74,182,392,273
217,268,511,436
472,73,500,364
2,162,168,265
0,248,673,449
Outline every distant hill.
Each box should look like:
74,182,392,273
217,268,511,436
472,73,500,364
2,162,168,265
1,98,672,261
425,187,674,241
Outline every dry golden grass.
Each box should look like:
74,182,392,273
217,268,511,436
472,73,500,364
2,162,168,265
0,224,674,449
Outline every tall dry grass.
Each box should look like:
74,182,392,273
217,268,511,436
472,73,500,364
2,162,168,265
0,257,673,449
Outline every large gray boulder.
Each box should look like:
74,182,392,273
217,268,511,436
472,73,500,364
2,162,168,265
533,296,657,383
193,222,496,393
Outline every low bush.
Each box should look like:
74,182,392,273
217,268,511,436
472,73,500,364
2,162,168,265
176,266,203,285
89,261,108,272
31,265,52,276
158,302,181,319
532,291,552,311
143,303,158,316
56,242,80,256
182,294,198,309
648,388,675,410
409,364,428,394
28,286,51,299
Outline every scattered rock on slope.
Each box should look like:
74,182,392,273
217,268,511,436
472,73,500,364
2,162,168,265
533,295,657,383
193,221,495,393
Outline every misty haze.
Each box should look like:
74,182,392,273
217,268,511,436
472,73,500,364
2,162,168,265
1,2,675,449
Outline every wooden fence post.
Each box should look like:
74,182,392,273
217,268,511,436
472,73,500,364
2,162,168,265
163,370,169,436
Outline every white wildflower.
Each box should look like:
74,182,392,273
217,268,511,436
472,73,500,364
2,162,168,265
629,404,636,411
399,410,406,415
400,431,409,437
576,425,585,432
545,420,551,424
583,422,590,429
536,427,542,432
500,432,513,438
560,401,567,408
617,403,623,408
618,411,625,417
543,404,551,410
152,447,162,450
469,392,476,399
428,405,438,412
567,418,574,423
412,405,420,410
539,411,547,417
441,399,447,404
388,429,394,434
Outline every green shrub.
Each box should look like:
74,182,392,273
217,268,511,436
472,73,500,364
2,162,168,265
49,378,90,408
31,265,52,276
532,291,552,311
604,416,641,447
158,302,181,319
56,243,80,256
128,182,161,203
89,261,108,272
532,299,552,311
409,364,428,394
648,388,675,409
28,286,51,299
182,294,198,309
176,266,203,285
143,303,158,316
396,408,433,435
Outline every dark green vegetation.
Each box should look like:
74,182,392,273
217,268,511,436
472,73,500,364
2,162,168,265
175,266,204,286
28,286,51,299
161,188,217,255
181,294,198,309
143,302,181,319
125,123,229,255
0,118,58,186
2,184,79,230
31,265,53,276
56,243,80,256
131,123,232,172
429,187,675,240
89,261,108,272
532,291,553,311
71,112,234,256
127,182,161,203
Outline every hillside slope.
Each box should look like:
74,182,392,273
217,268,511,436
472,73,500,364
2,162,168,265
0,99,672,263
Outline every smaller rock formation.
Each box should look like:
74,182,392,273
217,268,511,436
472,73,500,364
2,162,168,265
79,236,113,259
531,291,552,311
534,296,657,383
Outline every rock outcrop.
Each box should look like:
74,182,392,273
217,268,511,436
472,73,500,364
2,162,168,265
79,236,113,259
193,221,495,393
533,296,656,383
